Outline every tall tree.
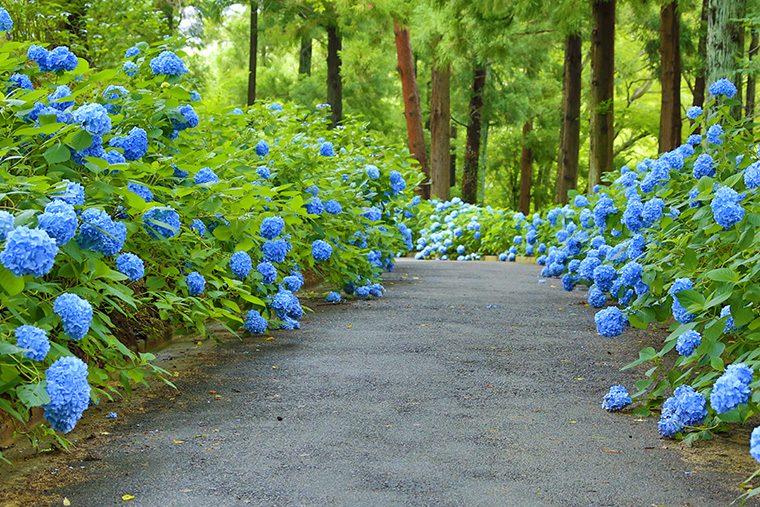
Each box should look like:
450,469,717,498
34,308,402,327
706,0,746,116
247,0,258,105
326,23,343,126
693,0,709,109
394,20,429,198
299,35,312,75
462,64,486,203
555,33,582,204
519,120,533,214
659,1,682,152
588,0,615,191
430,62,451,199
747,29,758,121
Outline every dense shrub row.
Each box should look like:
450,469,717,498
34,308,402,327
414,81,760,483
0,11,420,459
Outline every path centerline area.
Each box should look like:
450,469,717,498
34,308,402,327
39,261,745,505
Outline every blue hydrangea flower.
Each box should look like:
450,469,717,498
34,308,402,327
231,108,244,115
744,161,760,189
149,50,188,76
602,385,631,412
115,252,144,281
73,103,111,136
641,198,664,227
193,167,218,185
588,286,606,308
71,134,107,164
669,385,708,426
305,197,324,215
658,404,682,437
257,261,277,284
687,134,702,146
363,207,382,222
0,8,13,31
686,106,702,120
128,182,153,202
38,200,78,246
173,166,189,179
622,198,644,232
106,150,126,165
708,78,737,98
676,330,701,356
53,293,93,341
619,261,642,287
27,44,50,70
186,271,205,296
282,275,303,292
125,46,140,58
751,427,760,463
143,207,180,239
592,265,616,292
710,365,753,414
255,140,270,156
9,73,33,91
670,278,695,324
319,142,335,157
271,287,303,321
390,170,407,194
561,273,576,291
15,325,50,361
324,200,342,214
593,196,617,230
43,356,91,433
48,85,73,110
0,210,14,242
243,310,268,334
42,46,79,72
76,208,126,256
355,286,371,298
726,363,753,386
260,216,285,239
110,127,148,160
305,185,319,197
711,186,744,229
171,105,199,130
706,124,723,145
230,251,253,279
594,306,627,337
573,195,589,207
312,239,333,261
366,165,380,179
692,154,715,179
268,102,282,111
256,165,270,179
262,239,291,263
721,305,736,333
326,291,341,303
123,61,138,76
0,226,58,277
189,90,201,101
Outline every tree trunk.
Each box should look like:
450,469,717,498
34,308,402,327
462,64,486,204
477,115,489,203
326,24,343,127
747,30,758,122
450,125,457,188
247,1,258,106
588,0,615,191
430,63,451,200
659,1,682,152
299,35,312,76
707,0,746,117
555,33,582,204
693,0,709,108
393,20,429,198
519,120,533,215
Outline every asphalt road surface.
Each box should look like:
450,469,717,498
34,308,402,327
52,260,745,506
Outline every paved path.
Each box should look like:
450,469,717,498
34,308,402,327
52,260,744,506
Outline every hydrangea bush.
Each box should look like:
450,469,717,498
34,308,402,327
0,15,420,457
414,80,760,481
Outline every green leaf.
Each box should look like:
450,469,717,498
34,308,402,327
16,382,50,408
0,342,25,356
621,346,657,370
65,129,93,151
43,143,71,164
0,267,24,296
676,290,705,312
704,268,738,284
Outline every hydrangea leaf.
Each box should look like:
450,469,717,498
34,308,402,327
43,143,71,164
15,381,50,408
0,267,24,296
